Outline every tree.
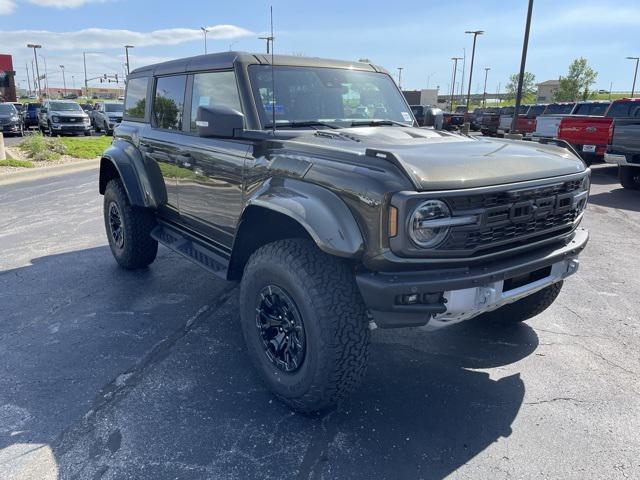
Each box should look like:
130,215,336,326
554,58,598,101
505,72,536,101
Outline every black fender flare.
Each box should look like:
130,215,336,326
241,177,364,258
99,139,167,208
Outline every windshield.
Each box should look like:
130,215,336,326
527,105,546,116
27,103,41,110
573,103,609,116
544,103,575,115
0,104,17,115
105,103,124,113
248,65,414,128
50,102,82,112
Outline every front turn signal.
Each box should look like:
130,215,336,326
389,206,398,238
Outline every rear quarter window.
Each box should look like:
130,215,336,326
124,77,149,121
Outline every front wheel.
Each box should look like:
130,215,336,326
478,281,563,325
239,239,370,413
103,178,158,269
619,165,640,190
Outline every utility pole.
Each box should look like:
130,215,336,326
397,67,404,89
59,65,66,96
450,57,462,111
25,63,32,95
510,0,534,136
482,67,490,107
27,44,42,98
627,56,639,98
460,48,466,99
40,55,49,97
83,51,103,98
125,45,134,76
200,27,209,54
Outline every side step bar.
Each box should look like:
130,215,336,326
151,222,230,279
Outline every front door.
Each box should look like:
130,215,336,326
176,71,249,250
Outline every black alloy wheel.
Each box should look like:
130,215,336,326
108,201,125,249
255,284,306,373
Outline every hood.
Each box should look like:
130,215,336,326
284,126,586,190
51,110,87,117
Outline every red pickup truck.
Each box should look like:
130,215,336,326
557,99,636,163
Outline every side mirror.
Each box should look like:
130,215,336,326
196,105,244,138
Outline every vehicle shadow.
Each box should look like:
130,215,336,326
0,246,537,480
587,187,640,213
589,164,618,185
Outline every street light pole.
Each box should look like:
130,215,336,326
510,0,534,136
450,57,462,110
626,56,639,98
464,30,484,111
200,27,209,54
59,65,66,96
397,67,404,90
27,44,42,98
40,55,49,98
125,45,134,76
482,67,490,108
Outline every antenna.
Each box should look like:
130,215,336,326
270,5,276,135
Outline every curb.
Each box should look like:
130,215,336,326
0,158,100,186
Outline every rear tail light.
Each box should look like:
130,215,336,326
608,122,615,146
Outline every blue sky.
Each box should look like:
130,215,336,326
1,0,639,94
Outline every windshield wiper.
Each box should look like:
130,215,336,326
264,121,338,130
349,119,411,127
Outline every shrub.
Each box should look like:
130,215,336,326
18,132,67,161
0,159,35,168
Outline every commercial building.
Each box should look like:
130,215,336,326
0,54,17,102
536,79,560,103
402,89,439,107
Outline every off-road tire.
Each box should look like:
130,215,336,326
479,281,564,325
619,165,640,190
103,178,158,269
239,239,370,413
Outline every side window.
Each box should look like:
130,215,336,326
608,102,631,118
153,75,186,131
124,77,149,120
190,71,241,132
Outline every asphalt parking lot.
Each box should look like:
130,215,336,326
0,164,639,479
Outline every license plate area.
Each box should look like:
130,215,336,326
503,266,552,292
582,144,596,153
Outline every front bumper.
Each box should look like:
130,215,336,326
356,228,588,328
51,122,91,133
0,123,21,133
605,152,637,167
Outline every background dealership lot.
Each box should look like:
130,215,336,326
1,164,638,478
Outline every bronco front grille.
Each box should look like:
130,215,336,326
440,178,586,255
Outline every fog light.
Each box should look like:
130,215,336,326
403,293,419,304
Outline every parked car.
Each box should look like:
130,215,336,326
442,111,465,130
80,103,94,113
98,52,590,412
479,107,503,136
10,102,25,118
604,100,640,188
90,101,124,134
496,105,529,136
531,102,576,142
23,102,41,129
38,100,92,136
557,98,639,164
0,102,24,136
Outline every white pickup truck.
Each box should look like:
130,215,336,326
530,103,576,141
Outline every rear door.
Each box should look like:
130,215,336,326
175,70,250,249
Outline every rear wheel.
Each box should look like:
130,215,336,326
479,281,563,325
619,165,640,190
103,178,158,269
239,239,370,413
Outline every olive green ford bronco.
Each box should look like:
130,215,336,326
99,52,590,412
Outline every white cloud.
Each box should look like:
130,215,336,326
27,0,107,8
1,24,253,50
0,0,15,15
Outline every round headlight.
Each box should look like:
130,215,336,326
408,199,451,248
51,115,60,123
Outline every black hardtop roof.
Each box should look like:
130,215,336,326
129,51,387,77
